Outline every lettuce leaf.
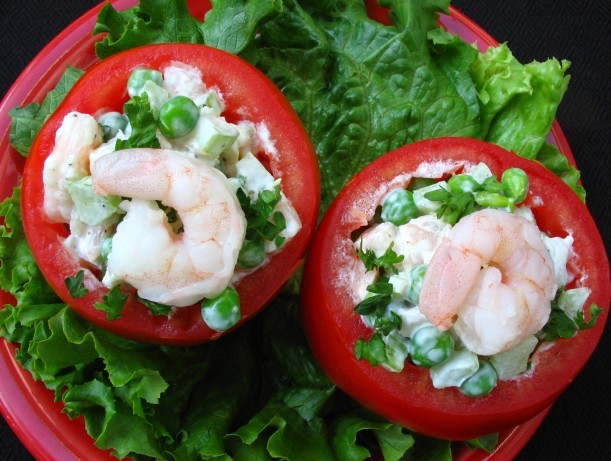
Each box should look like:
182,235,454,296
92,0,578,205
226,399,336,461
470,43,533,136
482,54,570,159
245,0,482,211
170,333,255,460
403,435,452,461
536,142,586,201
201,0,284,55
330,412,415,461
8,67,84,156
93,0,204,59
465,433,499,453
0,192,211,458
0,201,443,460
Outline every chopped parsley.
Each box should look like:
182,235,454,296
541,297,603,342
64,270,88,298
115,92,160,150
137,296,173,316
94,285,129,321
424,174,509,225
237,185,287,249
354,333,387,367
357,242,404,274
354,278,393,318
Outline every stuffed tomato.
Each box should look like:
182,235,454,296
21,43,320,346
301,137,609,440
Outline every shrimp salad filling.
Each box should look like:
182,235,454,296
42,62,301,331
352,162,599,397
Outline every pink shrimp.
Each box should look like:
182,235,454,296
92,148,246,307
419,208,557,355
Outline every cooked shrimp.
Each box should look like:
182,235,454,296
419,208,557,356
43,112,102,222
92,148,247,307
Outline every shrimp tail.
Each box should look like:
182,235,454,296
419,244,482,330
92,148,170,200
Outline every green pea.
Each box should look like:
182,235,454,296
158,96,200,139
237,240,266,268
100,236,113,266
459,360,498,397
381,189,420,225
448,174,480,194
406,264,427,305
201,286,241,332
502,168,529,204
474,191,510,208
98,112,128,142
408,325,454,368
127,68,163,98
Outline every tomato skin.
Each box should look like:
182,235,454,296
301,137,609,440
22,44,320,346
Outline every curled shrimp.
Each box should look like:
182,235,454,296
419,208,557,355
92,148,246,307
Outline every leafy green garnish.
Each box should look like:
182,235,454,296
64,270,88,298
541,302,602,342
542,308,579,341
355,333,388,367
354,279,393,317
237,185,287,248
9,67,84,156
357,242,404,274
424,174,513,224
373,311,403,336
425,186,476,225
136,296,173,316
353,242,404,333
115,92,160,149
94,285,129,321
576,304,603,330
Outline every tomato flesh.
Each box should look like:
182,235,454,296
22,44,320,346
301,137,609,440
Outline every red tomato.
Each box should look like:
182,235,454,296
301,137,609,440
21,43,320,346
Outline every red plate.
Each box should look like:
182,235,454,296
0,1,575,459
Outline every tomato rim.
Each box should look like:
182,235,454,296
301,137,610,440
21,43,320,346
